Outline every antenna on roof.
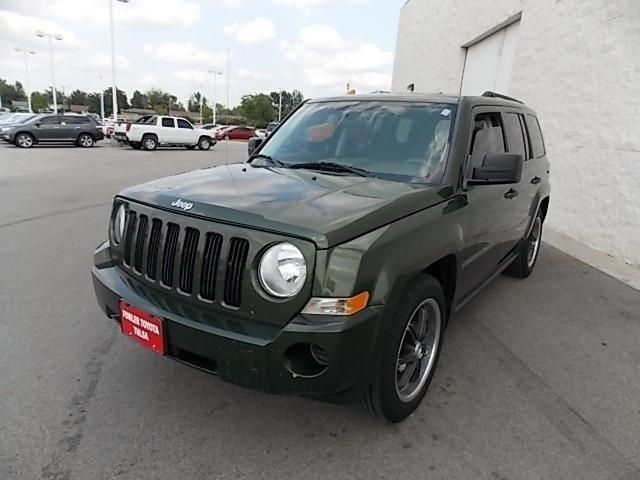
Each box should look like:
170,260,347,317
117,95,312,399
406,83,415,93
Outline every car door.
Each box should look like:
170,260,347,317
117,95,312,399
34,115,61,141
459,107,518,297
61,115,87,141
502,109,537,244
160,117,177,143
176,118,195,144
523,113,550,218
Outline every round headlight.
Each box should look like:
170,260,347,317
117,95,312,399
112,203,126,244
259,243,307,298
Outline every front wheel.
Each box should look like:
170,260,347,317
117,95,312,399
361,274,445,423
198,137,212,150
506,209,544,278
142,135,157,151
15,133,34,148
77,133,95,148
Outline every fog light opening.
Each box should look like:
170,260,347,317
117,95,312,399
284,343,329,378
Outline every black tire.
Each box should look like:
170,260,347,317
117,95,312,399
77,133,94,148
186,145,197,150
142,134,157,151
130,142,142,150
197,136,212,150
361,274,446,423
505,209,544,278
15,132,34,148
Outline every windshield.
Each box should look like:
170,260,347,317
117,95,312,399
258,101,455,183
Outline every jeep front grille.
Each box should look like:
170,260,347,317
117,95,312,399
122,211,249,307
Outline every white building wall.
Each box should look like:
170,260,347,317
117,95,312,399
393,0,640,266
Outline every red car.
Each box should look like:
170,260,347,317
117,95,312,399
215,126,256,141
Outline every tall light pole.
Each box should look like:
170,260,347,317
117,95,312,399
99,75,105,119
208,70,222,125
14,47,36,113
35,30,63,113
108,0,129,121
226,48,230,126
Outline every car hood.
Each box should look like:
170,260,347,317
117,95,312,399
119,163,453,248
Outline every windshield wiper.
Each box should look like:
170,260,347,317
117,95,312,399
288,162,371,177
249,154,286,168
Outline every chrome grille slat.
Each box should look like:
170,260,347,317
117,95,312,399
146,219,162,280
200,233,223,301
224,238,249,307
133,215,148,273
179,228,200,294
161,223,180,286
123,211,137,266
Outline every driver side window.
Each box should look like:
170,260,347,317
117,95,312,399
469,112,505,169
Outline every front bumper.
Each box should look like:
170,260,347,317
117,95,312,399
92,242,384,400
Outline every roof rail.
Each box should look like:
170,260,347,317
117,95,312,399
481,91,524,104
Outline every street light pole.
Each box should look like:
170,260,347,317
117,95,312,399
14,47,36,113
99,75,105,120
36,30,63,113
208,70,222,125
108,0,129,121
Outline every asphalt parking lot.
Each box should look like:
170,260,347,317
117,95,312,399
1,140,639,480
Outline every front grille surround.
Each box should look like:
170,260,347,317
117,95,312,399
113,199,316,324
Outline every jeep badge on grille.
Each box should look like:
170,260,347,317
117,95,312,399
170,198,194,211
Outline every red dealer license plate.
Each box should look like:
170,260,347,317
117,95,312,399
119,301,165,355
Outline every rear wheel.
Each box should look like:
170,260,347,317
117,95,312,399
142,135,157,151
506,209,544,278
77,133,94,148
15,133,34,148
198,136,212,150
361,274,445,423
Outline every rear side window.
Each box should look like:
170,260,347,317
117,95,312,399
525,115,545,158
40,116,59,125
504,112,526,158
177,119,192,129
161,118,175,128
469,112,505,168
61,116,87,124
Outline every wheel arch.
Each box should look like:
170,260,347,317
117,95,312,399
14,130,36,143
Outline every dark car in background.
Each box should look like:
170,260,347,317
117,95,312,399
265,121,280,137
215,126,256,141
3,114,104,148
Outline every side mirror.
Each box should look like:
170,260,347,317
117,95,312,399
247,136,264,156
469,153,523,185
34,122,41,128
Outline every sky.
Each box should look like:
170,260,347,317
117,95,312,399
0,0,404,107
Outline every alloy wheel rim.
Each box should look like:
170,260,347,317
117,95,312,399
395,298,441,403
145,138,155,149
19,135,32,147
527,216,542,268
80,135,92,147
201,139,210,149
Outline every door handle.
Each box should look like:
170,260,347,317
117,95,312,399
504,188,518,199
531,176,542,185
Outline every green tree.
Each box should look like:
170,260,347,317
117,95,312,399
130,90,148,109
0,79,26,107
67,89,88,106
269,89,304,120
238,93,276,127
102,88,129,116
31,91,50,112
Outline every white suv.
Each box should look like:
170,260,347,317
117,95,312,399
123,116,216,151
